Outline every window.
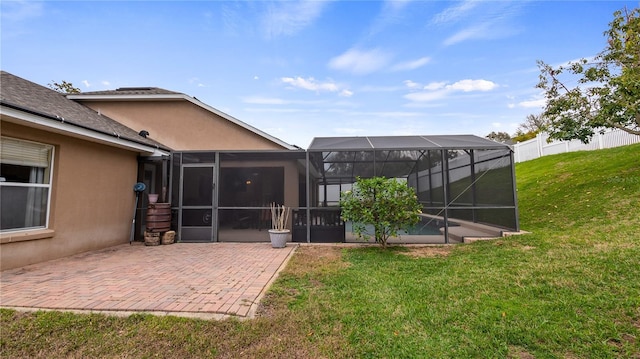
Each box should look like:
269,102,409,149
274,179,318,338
0,137,53,232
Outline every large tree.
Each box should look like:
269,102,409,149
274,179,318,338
537,6,640,144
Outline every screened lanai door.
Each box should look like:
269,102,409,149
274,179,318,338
179,164,216,242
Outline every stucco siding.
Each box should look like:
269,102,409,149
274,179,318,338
1,122,139,270
81,100,286,151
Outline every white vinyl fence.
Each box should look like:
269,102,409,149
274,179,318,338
513,129,640,163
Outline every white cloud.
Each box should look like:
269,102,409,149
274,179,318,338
339,89,353,97
518,98,546,108
280,76,353,97
403,102,446,109
82,80,91,88
101,81,111,86
443,23,491,46
405,79,498,102
262,0,328,38
281,76,339,92
242,96,328,106
404,80,421,89
254,76,259,80
492,122,502,128
436,1,524,46
447,79,497,92
328,48,392,75
1,0,44,22
385,0,414,12
359,85,404,93
431,0,479,24
329,110,423,118
424,81,447,91
405,90,449,102
367,111,422,118
220,3,246,36
366,0,416,37
391,57,431,71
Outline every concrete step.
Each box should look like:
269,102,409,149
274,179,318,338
440,225,502,243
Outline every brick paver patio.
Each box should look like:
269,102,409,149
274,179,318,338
0,242,297,319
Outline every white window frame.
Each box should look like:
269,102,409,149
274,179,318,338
0,136,55,232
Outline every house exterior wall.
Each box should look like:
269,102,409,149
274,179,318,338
80,100,286,151
0,122,139,270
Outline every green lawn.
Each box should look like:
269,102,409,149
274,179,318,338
2,143,639,358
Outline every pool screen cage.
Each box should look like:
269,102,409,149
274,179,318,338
164,135,519,244
306,135,519,244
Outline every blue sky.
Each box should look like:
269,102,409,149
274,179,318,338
1,1,636,148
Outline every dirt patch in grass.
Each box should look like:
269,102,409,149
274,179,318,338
507,345,535,359
606,333,638,353
291,245,350,273
398,245,453,258
593,241,637,251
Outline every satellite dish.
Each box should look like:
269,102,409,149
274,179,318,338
133,182,146,192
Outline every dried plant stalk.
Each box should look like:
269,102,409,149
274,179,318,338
270,203,290,231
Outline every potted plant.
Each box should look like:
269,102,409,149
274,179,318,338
268,203,290,248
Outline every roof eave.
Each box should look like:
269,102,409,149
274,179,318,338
0,105,170,157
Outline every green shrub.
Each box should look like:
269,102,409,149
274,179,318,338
340,177,421,248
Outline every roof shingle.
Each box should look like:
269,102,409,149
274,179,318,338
0,71,171,151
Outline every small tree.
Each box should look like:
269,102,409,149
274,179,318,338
340,177,421,248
